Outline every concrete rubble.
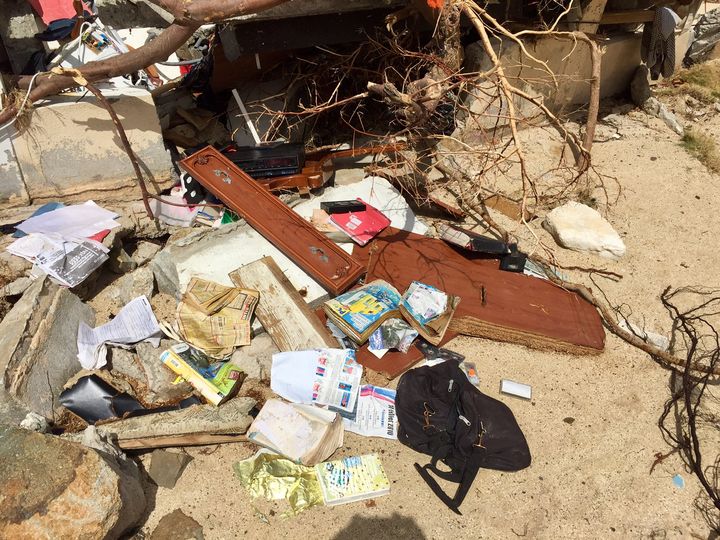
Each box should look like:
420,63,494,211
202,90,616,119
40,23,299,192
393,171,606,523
0,0,718,536
0,426,145,539
0,276,95,418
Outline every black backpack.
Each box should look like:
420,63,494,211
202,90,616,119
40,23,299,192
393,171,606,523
396,361,531,514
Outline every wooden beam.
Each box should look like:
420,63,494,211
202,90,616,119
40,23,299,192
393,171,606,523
600,9,655,25
578,0,609,34
119,433,249,450
229,256,338,351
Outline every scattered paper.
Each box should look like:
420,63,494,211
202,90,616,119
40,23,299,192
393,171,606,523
77,296,161,369
271,349,362,415
176,278,259,358
343,385,398,439
15,201,120,238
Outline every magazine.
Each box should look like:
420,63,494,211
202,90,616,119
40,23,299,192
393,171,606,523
343,385,398,439
323,280,401,344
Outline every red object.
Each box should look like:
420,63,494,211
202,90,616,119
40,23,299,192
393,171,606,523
87,229,110,243
426,0,444,7
329,199,390,246
27,0,89,24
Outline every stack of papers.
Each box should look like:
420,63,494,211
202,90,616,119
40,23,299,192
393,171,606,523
7,201,121,287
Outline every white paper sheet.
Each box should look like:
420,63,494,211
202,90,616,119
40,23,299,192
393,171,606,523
16,201,120,238
271,349,362,414
77,296,162,369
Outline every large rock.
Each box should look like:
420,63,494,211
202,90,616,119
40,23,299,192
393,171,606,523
0,426,145,539
543,201,626,259
229,333,278,380
0,277,95,418
108,339,194,406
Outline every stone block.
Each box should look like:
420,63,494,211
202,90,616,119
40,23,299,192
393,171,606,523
0,277,95,418
148,449,193,489
0,426,146,539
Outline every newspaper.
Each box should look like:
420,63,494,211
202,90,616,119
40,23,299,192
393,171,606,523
77,296,162,369
35,237,109,288
176,278,259,358
343,385,398,439
271,349,362,415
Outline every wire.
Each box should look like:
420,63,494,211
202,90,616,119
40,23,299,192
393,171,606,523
0,72,41,133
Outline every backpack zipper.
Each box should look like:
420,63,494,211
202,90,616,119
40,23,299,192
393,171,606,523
448,379,454,392
458,414,471,426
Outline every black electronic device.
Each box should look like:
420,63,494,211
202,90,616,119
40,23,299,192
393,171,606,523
222,142,305,178
320,200,367,214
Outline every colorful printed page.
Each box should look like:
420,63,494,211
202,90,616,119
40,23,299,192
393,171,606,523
325,281,401,335
271,349,362,414
315,454,390,506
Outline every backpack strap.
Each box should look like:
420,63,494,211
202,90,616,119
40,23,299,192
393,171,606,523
414,449,484,515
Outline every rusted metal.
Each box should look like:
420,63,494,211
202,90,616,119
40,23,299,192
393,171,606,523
179,146,365,295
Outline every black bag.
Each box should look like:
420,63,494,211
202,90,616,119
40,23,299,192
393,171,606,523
396,361,531,514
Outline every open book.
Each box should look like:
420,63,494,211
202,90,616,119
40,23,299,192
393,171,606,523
247,399,344,466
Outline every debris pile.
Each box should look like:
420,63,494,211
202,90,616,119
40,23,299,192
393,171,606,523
0,0,719,536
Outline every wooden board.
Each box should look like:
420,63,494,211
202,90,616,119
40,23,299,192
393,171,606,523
230,256,337,351
119,433,249,450
179,146,365,295
353,228,605,355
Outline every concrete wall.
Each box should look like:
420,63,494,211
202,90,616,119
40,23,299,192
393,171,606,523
4,88,173,209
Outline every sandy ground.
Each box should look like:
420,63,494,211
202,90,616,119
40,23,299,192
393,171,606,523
129,93,720,540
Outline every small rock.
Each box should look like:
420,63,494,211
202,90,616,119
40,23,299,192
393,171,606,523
0,427,145,539
563,417,575,425
132,240,163,267
643,97,684,136
630,65,652,106
148,449,193,489
109,246,137,274
714,102,720,113
543,202,626,259
19,412,49,433
1,276,34,297
151,509,204,540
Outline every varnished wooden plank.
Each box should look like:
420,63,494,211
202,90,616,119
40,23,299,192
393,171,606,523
230,256,337,351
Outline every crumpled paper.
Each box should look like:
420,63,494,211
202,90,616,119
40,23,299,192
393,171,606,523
233,450,323,515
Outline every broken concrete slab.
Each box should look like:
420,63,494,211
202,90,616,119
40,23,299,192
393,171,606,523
108,339,194,406
92,266,155,319
543,201,626,259
0,276,33,297
0,426,145,540
229,333,278,380
151,220,328,303
0,129,30,209
6,89,174,210
0,276,95,418
148,449,193,489
94,396,256,449
151,509,204,540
